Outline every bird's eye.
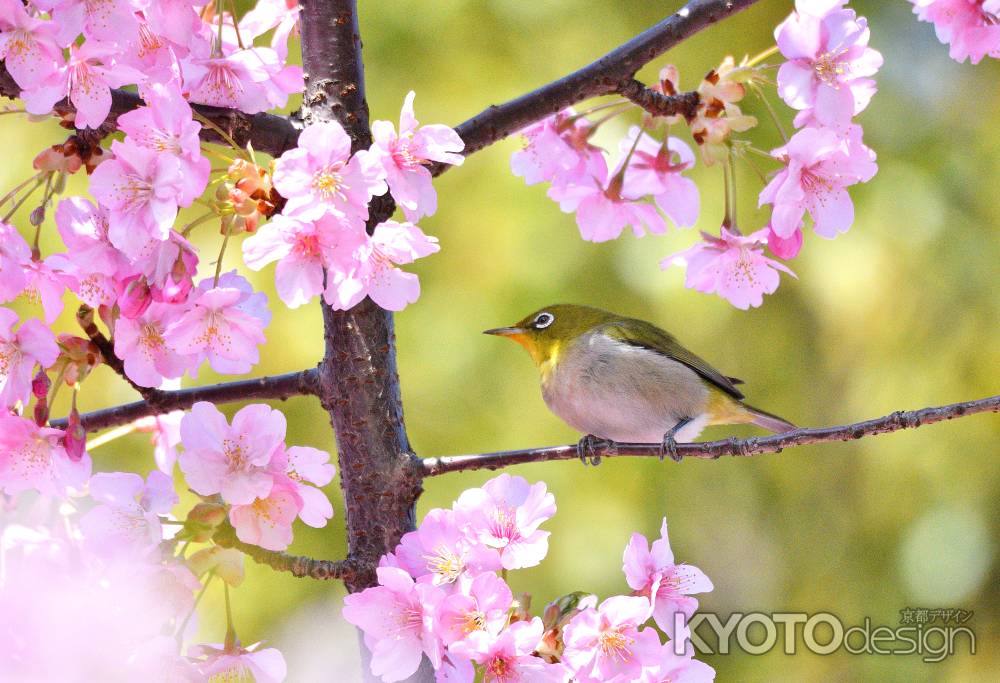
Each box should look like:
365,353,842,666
533,312,554,329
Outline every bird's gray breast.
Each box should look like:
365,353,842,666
541,330,710,443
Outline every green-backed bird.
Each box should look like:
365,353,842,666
484,304,795,462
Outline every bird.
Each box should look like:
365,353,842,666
484,304,796,464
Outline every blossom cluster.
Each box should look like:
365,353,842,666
509,0,880,310
343,473,715,683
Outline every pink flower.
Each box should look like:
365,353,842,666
164,272,270,375
911,0,1000,64
0,307,59,408
79,471,177,557
137,231,200,304
450,618,569,683
391,508,501,586
766,224,804,260
342,566,445,682
117,80,210,205
113,302,194,388
324,220,439,312
182,46,279,114
662,228,795,309
0,222,31,302
272,445,336,528
228,478,302,551
618,126,700,228
19,256,75,324
640,650,716,683
453,474,556,570
178,402,286,505
0,414,91,497
369,91,465,221
191,643,287,683
623,519,713,640
759,125,877,239
435,571,513,646
22,42,145,129
273,120,387,224
562,596,661,683
135,409,184,473
775,3,883,128
54,198,130,307
89,139,186,258
547,159,668,242
243,213,367,309
44,0,141,45
510,108,604,187
0,4,63,90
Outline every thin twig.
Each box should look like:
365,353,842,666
213,522,360,581
421,394,1000,476
49,369,321,432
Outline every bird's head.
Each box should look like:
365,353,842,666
484,304,616,369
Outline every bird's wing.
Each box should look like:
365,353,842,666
598,320,746,400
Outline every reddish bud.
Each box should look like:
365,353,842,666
64,409,87,462
119,276,152,319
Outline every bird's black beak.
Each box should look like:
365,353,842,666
483,326,527,337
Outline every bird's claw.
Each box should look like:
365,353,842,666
576,434,609,467
659,417,693,463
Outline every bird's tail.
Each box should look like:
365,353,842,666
742,403,796,433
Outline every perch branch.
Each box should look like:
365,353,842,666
430,0,762,175
49,369,320,432
213,522,360,581
421,394,1000,476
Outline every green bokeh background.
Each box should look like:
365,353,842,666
2,1,999,680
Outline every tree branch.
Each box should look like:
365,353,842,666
430,0,762,176
49,369,320,432
0,61,300,158
421,394,1000,476
213,522,360,581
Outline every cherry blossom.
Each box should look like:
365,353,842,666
79,471,177,557
228,478,302,551
910,0,1000,64
662,228,795,310
775,3,883,128
640,649,716,683
271,445,336,528
113,302,194,388
0,415,90,497
324,220,439,312
54,197,128,307
164,272,270,375
342,566,445,682
511,108,605,187
562,596,662,683
272,120,387,225
369,91,465,221
20,255,75,323
390,508,501,586
618,126,700,228
89,139,186,258
0,3,63,90
623,518,713,640
759,125,877,239
450,618,569,683
453,473,556,570
181,43,302,115
43,0,141,46
135,409,184,473
0,307,59,408
22,42,145,130
435,571,513,647
191,643,288,683
178,401,286,505
0,222,32,302
243,213,367,309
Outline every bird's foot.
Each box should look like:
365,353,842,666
659,417,693,463
576,434,611,466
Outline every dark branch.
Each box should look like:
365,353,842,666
421,394,1000,476
0,61,300,158
50,369,320,432
214,522,360,581
430,0,762,176
617,78,700,120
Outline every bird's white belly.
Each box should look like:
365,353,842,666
541,333,711,443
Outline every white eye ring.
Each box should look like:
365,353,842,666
533,312,554,329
